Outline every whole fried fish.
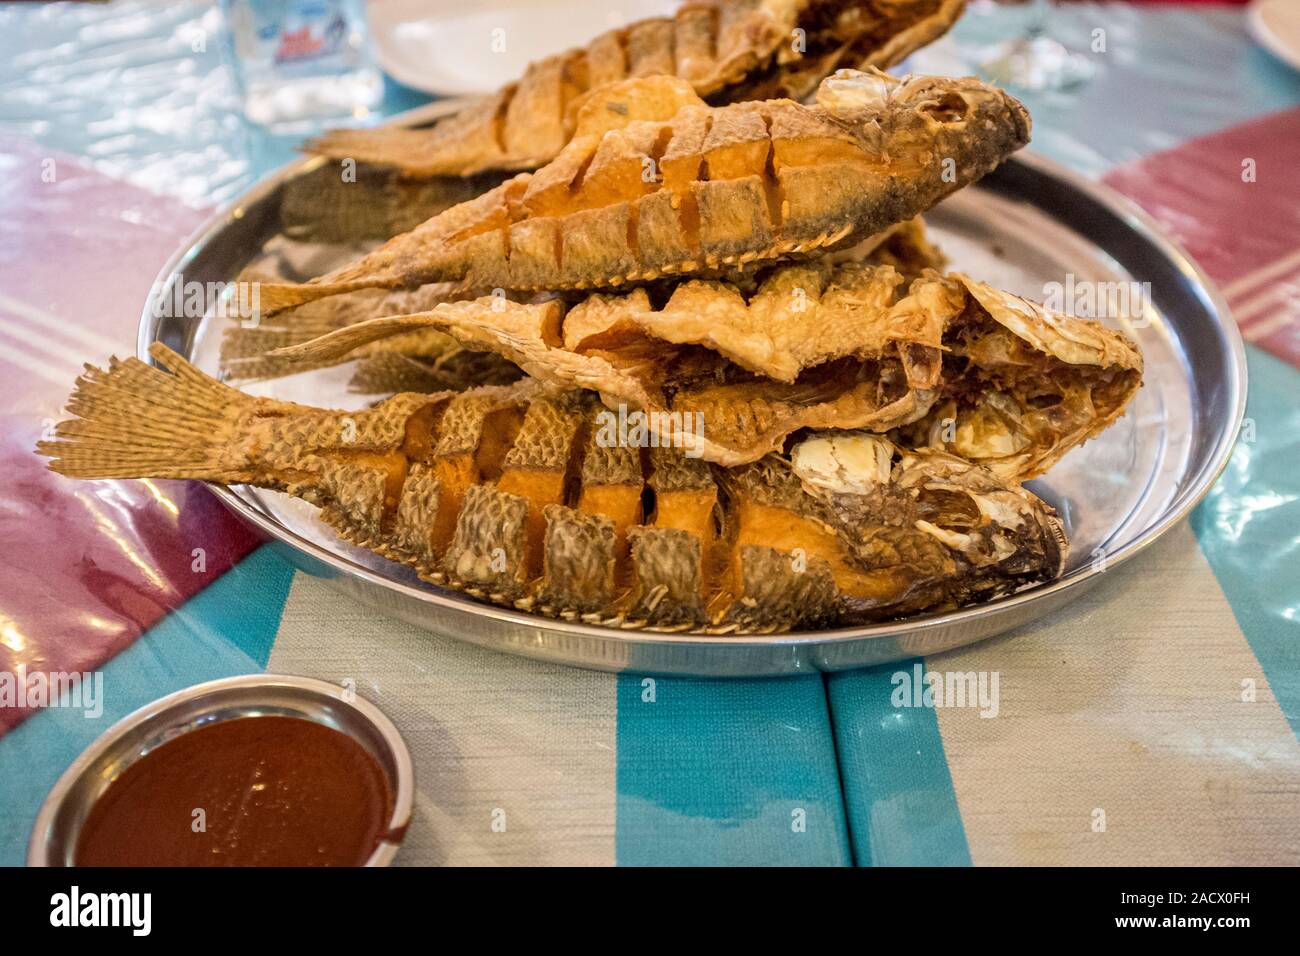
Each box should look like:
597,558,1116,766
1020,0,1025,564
265,267,1141,473
38,344,1064,632
305,0,966,179
256,69,1030,315
222,215,943,384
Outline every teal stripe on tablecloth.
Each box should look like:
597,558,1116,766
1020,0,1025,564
827,663,971,867
0,545,294,865
215,547,297,667
1189,346,1300,741
615,675,851,866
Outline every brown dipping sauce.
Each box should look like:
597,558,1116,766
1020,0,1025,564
75,715,393,867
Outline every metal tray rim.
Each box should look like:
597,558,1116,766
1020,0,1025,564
136,146,1246,655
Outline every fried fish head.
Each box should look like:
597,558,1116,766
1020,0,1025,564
730,0,968,102
787,430,1066,618
814,67,1031,164
894,272,1145,480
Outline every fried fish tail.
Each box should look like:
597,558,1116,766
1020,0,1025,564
256,277,394,317
39,344,464,541
256,171,535,315
279,159,512,244
220,283,465,382
303,126,486,178
39,346,282,481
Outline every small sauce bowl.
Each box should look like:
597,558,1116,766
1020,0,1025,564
28,674,413,867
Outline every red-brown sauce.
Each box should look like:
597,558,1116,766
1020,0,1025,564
75,716,393,867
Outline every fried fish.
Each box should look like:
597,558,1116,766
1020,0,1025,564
256,69,1030,314
220,216,944,382
264,268,1141,473
38,344,1065,632
285,0,965,242
304,0,966,179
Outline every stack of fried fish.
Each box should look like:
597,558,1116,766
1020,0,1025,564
39,0,1143,633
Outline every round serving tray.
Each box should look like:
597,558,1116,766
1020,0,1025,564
140,120,1245,677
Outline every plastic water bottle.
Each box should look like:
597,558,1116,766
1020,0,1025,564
220,0,382,128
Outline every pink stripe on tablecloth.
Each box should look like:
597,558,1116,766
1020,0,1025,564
0,139,260,734
1102,107,1300,368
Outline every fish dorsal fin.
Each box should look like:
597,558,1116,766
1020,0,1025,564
571,76,705,141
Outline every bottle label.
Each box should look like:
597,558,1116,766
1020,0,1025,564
273,12,346,64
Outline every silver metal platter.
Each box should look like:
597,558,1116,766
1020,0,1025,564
140,137,1246,677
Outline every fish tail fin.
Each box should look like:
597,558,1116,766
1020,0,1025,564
303,127,439,171
37,343,266,481
267,313,446,367
219,302,367,380
256,279,382,317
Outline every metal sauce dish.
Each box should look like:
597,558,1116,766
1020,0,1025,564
138,127,1246,677
28,674,414,867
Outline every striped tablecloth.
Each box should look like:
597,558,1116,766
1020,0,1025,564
1,1,1297,865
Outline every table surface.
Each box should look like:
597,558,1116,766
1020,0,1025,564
1,1,1298,866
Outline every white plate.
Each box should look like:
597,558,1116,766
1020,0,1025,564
368,0,678,96
1249,0,1300,73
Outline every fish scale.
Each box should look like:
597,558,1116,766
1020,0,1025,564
444,484,531,596
391,463,442,563
629,527,706,624
497,394,590,576
539,506,619,613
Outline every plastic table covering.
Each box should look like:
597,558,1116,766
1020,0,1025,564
0,1,1298,866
